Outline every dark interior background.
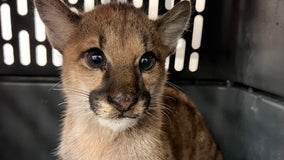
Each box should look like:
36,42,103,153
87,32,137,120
0,0,284,160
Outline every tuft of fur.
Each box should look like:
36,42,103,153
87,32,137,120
34,0,223,159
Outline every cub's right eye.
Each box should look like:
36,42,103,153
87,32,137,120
85,48,106,68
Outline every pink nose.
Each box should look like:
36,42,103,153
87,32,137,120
108,94,137,111
116,101,132,110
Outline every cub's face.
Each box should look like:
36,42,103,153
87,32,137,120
62,4,167,131
35,0,191,131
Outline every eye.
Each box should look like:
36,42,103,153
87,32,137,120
139,52,156,71
85,48,106,68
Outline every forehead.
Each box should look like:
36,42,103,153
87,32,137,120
78,3,155,50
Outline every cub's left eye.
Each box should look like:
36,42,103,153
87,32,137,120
85,48,106,68
139,52,156,71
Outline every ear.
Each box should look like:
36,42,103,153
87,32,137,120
34,0,81,53
156,1,191,53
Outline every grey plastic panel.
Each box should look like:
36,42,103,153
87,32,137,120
169,0,284,98
1,82,284,160
233,0,284,97
180,84,284,160
0,82,63,160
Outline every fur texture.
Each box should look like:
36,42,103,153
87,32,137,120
34,0,223,159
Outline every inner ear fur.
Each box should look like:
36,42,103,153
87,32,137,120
156,1,191,54
34,0,81,53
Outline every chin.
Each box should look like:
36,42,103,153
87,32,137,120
97,117,139,132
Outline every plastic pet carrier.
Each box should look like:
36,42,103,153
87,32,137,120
0,0,284,160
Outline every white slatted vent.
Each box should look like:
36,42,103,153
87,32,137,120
1,0,205,72
172,0,205,72
68,0,79,5
19,30,31,66
52,49,63,67
34,9,46,42
17,0,28,16
1,3,12,41
36,45,47,66
3,43,14,65
84,0,95,11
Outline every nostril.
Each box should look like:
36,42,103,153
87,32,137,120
108,94,137,111
117,101,132,110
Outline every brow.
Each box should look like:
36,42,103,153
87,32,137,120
99,34,106,49
142,34,148,50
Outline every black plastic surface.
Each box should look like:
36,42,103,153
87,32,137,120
1,0,283,96
0,0,59,76
0,82,63,160
1,81,284,160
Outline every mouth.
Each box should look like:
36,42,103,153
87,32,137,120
88,90,151,131
117,111,140,119
90,101,148,119
89,98,150,131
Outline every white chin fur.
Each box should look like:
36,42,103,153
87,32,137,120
97,117,138,132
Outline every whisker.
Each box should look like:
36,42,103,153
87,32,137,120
145,110,156,119
65,88,89,95
162,94,177,101
147,103,173,123
60,88,90,99
58,101,68,106
49,81,63,91
52,88,64,91
151,103,173,115
161,110,172,122
166,81,182,91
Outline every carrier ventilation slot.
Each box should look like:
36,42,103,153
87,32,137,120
34,9,46,42
68,0,79,5
165,0,175,10
84,0,95,11
133,0,143,8
36,45,47,66
52,49,63,67
1,3,12,41
19,30,31,66
172,0,205,72
189,52,199,72
16,0,28,16
148,0,159,20
3,43,14,65
175,38,186,71
101,0,110,4
0,0,205,74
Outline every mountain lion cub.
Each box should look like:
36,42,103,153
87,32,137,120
34,0,222,159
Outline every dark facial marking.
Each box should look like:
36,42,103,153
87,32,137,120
89,87,107,112
121,9,127,47
142,90,151,110
142,34,148,50
99,34,106,49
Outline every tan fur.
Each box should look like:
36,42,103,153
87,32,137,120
34,0,222,159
